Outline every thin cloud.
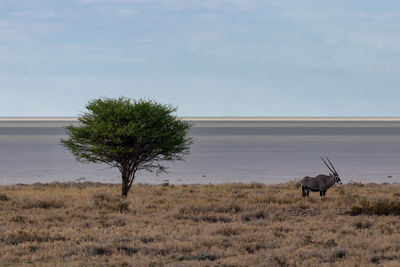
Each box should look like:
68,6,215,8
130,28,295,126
354,12,400,21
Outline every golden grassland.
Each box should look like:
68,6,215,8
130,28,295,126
0,182,400,266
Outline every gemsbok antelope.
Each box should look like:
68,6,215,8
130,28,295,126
301,157,342,197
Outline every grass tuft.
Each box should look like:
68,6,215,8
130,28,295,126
91,192,129,213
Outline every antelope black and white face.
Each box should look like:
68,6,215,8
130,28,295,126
334,173,342,184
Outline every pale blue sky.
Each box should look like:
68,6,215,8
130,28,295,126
1,0,400,117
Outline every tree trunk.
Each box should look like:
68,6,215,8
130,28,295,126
121,170,130,197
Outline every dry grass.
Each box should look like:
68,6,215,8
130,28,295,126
0,181,400,266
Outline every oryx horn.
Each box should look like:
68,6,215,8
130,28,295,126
325,156,338,175
320,156,335,174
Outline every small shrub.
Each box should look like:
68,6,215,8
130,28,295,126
202,215,218,223
217,216,233,223
201,215,232,223
299,249,320,260
37,199,64,209
245,243,266,254
354,220,372,230
215,203,242,214
10,215,27,223
214,226,242,237
29,244,39,252
302,235,313,245
117,201,130,213
116,245,138,256
140,246,168,256
274,226,291,233
369,254,400,264
324,239,338,248
63,247,79,258
370,255,380,264
45,216,64,223
196,252,219,261
328,248,347,262
241,210,267,222
111,217,127,227
350,199,400,216
267,254,287,266
175,253,193,261
0,193,9,201
140,236,155,243
16,197,64,209
92,192,113,207
247,183,265,189
379,224,394,234
84,246,113,256
4,231,52,245
96,215,127,228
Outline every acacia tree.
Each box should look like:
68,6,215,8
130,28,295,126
60,97,193,196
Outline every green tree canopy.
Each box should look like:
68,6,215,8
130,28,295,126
60,97,193,196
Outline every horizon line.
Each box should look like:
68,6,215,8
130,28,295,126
2,116,400,122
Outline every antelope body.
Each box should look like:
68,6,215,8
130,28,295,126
301,157,342,197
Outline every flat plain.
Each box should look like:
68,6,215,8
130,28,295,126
0,182,400,266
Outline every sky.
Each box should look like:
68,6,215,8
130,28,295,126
1,0,400,117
